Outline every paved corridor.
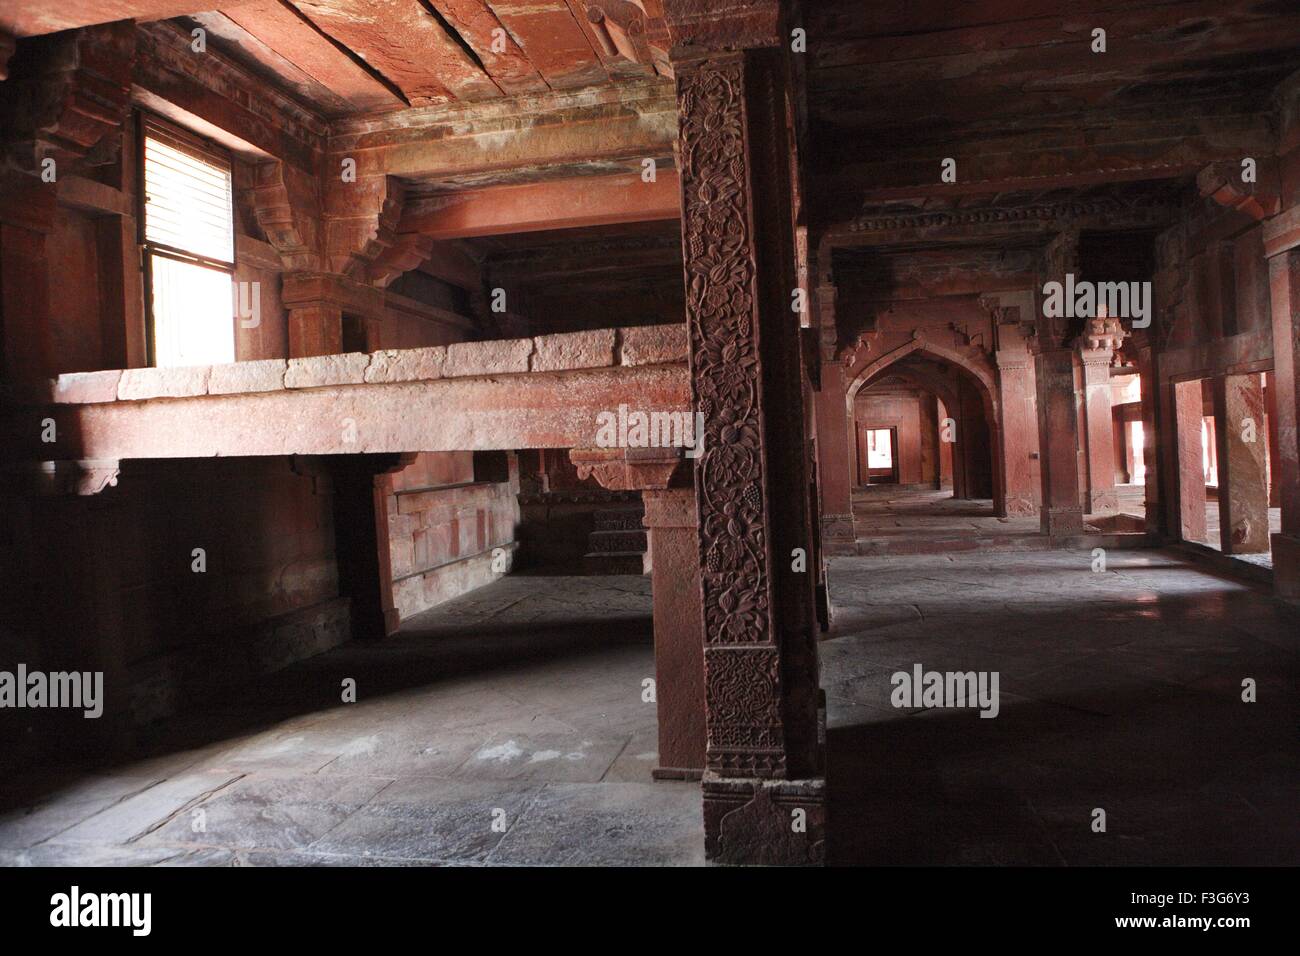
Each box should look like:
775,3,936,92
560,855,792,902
822,548,1300,864
0,576,703,867
4,551,1295,866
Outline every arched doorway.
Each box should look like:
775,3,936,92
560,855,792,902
845,340,1003,513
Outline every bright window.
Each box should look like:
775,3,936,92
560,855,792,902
1202,417,1218,486
1129,420,1146,484
866,428,893,469
143,119,235,367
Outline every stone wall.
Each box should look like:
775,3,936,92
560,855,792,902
0,455,348,748
383,451,520,622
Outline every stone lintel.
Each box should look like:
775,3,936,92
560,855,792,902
14,364,689,461
32,324,689,407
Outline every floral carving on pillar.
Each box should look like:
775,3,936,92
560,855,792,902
677,53,785,776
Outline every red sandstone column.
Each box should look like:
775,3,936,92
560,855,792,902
1266,375,1281,508
1136,344,1164,536
569,449,707,780
1212,373,1271,553
937,396,954,489
1034,232,1085,535
1032,347,1085,535
673,45,825,865
286,305,345,358
1172,378,1209,543
1080,346,1119,513
994,348,1039,516
1267,248,1300,596
328,454,411,640
814,359,855,550
643,487,706,779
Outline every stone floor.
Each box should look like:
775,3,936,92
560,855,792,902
822,547,1300,864
0,576,704,867
4,530,1295,867
1113,485,1281,568
851,486,1122,556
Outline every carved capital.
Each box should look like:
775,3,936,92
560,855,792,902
1037,229,1081,349
570,447,687,491
1080,315,1127,353
368,233,435,288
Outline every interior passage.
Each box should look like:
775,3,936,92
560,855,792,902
823,549,1299,865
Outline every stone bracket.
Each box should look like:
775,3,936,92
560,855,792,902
3,459,121,497
570,446,688,491
1197,160,1281,223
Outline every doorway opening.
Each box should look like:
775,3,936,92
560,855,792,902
858,426,898,484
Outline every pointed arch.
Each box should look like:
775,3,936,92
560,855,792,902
845,338,999,418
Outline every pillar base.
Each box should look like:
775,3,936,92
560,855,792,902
1089,490,1119,513
1272,532,1300,600
1042,506,1085,537
1004,493,1036,517
652,766,704,782
703,773,825,866
820,512,855,553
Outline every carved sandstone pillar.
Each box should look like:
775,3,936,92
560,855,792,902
0,460,131,755
1079,346,1119,513
1034,232,1086,536
246,164,406,357
994,347,1039,517
673,48,824,864
0,174,56,384
324,454,413,640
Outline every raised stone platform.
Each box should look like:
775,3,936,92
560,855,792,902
5,325,688,471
